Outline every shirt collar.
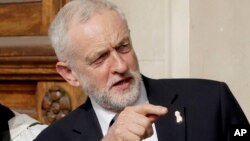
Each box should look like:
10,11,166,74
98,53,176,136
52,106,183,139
91,98,116,135
8,111,39,139
90,82,149,135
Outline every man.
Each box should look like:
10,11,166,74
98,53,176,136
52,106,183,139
0,104,47,141
35,0,249,141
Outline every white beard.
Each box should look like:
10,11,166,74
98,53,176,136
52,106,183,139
79,70,142,112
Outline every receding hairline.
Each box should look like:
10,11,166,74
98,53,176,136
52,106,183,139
67,7,130,62
48,0,128,67
67,7,129,53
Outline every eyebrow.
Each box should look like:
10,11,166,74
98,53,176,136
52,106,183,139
85,35,131,63
114,36,130,49
85,47,108,63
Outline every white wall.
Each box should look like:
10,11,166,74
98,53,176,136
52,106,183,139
190,0,250,121
109,0,250,120
109,0,169,78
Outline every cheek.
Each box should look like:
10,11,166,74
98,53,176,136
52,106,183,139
86,66,110,88
126,52,139,71
75,63,107,88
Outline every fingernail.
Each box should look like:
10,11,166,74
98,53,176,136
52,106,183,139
161,107,167,113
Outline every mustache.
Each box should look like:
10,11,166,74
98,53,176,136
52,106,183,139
107,71,134,89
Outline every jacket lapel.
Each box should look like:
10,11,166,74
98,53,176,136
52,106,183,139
143,76,186,141
68,76,186,141
71,98,103,141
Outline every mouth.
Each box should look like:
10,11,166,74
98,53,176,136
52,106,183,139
111,77,133,90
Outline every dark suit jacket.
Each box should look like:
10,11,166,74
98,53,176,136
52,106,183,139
0,104,15,141
35,76,249,141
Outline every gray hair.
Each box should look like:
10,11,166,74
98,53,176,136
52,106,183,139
49,0,128,65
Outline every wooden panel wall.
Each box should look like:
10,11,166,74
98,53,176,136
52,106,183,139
0,2,42,36
0,0,86,124
0,0,70,36
0,36,86,123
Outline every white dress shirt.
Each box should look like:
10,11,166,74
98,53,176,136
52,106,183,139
91,82,158,141
8,111,47,141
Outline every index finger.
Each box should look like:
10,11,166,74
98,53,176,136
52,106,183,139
132,103,167,117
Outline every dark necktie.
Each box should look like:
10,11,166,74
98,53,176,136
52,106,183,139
109,114,118,127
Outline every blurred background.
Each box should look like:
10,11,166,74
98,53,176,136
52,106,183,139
110,0,250,120
0,0,249,123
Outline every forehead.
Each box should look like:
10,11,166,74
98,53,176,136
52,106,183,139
69,9,129,50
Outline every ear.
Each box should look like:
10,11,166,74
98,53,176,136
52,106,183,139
56,61,80,87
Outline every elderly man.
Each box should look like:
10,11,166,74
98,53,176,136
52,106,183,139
35,0,249,141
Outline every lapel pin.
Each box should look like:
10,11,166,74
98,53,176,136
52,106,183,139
175,111,183,123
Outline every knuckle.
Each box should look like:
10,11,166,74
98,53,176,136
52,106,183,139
116,117,125,126
139,128,146,136
134,136,140,141
143,117,152,124
124,106,133,112
114,128,122,136
146,126,153,137
119,111,126,117
140,118,149,126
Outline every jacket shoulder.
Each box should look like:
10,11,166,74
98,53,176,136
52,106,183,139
143,75,225,90
34,103,88,141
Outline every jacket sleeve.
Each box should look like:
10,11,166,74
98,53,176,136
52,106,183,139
219,82,249,140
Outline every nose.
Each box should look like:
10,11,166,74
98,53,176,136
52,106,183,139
110,52,129,74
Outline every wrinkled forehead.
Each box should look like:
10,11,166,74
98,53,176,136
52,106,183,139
68,8,129,49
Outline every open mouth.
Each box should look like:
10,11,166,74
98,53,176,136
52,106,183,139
112,77,133,90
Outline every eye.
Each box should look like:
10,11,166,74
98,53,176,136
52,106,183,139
92,52,109,65
116,43,131,53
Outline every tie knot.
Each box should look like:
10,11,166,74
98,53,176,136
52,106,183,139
109,114,118,127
